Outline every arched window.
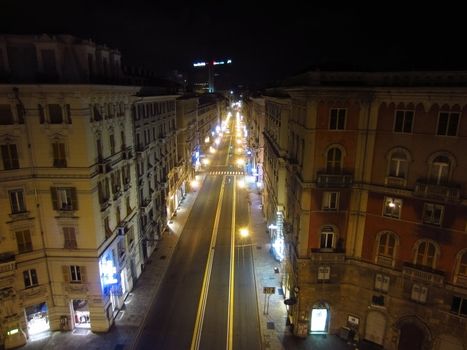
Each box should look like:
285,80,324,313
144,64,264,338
430,155,450,184
459,252,467,276
414,241,437,269
326,147,342,173
376,231,397,267
388,151,408,178
454,251,467,287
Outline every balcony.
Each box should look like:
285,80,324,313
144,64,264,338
9,210,31,221
123,181,131,192
414,180,461,202
122,147,133,160
402,262,444,286
310,248,345,264
140,198,151,209
97,157,112,174
0,253,16,278
100,199,111,212
113,187,122,201
385,176,407,188
135,144,146,153
316,173,353,188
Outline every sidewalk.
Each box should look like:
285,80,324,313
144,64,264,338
247,178,354,350
23,176,204,350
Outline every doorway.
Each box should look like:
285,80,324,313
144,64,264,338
310,303,329,333
71,299,91,329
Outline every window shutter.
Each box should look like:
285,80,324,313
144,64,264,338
80,266,87,282
71,188,78,210
51,187,58,210
62,265,70,282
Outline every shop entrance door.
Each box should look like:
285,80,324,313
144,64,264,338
25,302,50,336
72,299,91,329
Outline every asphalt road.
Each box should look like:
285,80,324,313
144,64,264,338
134,130,261,350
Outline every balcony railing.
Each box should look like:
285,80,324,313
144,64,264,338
414,180,461,202
310,248,345,263
385,176,407,188
97,157,112,174
402,262,444,286
316,173,353,188
0,254,16,278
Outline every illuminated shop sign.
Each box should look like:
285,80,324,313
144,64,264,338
99,252,119,295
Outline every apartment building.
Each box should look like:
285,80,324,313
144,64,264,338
244,95,265,188
0,34,143,348
260,71,467,350
132,94,180,259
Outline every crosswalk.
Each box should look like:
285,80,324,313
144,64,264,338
208,171,244,176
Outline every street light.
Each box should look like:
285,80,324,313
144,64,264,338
238,227,249,264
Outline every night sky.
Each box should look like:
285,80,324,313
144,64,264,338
2,1,466,86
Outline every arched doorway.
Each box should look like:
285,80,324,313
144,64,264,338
365,311,386,346
396,316,432,350
310,302,329,333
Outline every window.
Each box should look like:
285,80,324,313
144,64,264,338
378,232,396,261
110,134,115,154
64,227,77,249
430,155,450,184
423,203,443,225
330,109,346,130
48,104,63,124
458,252,467,277
51,187,78,211
411,284,428,303
383,197,402,218
23,269,38,288
375,274,390,292
16,229,32,253
1,144,19,170
415,241,437,268
451,296,467,317
0,104,13,125
322,192,339,210
52,142,67,167
318,266,330,280
9,189,26,213
437,112,459,136
320,226,335,250
326,147,342,173
104,217,112,239
394,110,414,133
388,151,408,178
70,265,81,282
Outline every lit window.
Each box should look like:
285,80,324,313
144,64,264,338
322,192,339,210
423,203,444,226
383,197,402,218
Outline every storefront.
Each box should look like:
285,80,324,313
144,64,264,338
71,299,90,328
99,249,121,315
25,302,50,336
310,302,330,334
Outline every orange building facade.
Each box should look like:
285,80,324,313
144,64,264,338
260,71,467,349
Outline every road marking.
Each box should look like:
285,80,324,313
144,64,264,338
227,176,236,350
190,176,226,350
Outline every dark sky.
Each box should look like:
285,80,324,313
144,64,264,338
2,1,466,86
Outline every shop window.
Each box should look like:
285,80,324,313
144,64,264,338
451,296,467,317
23,269,38,288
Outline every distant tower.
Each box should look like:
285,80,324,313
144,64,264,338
192,59,232,93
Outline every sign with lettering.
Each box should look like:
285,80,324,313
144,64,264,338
263,287,275,294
